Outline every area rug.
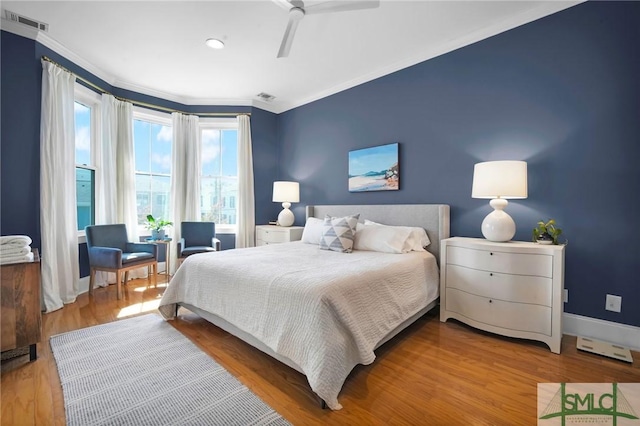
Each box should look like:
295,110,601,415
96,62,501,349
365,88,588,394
50,314,290,426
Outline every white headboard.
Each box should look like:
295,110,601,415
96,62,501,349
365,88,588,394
306,204,450,264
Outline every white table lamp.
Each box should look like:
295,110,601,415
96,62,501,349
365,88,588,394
472,161,527,242
272,181,300,227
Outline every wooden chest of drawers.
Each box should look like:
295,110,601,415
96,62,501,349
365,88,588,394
1,250,42,361
440,237,565,353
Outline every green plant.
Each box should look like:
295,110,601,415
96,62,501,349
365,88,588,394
532,219,563,245
144,214,173,231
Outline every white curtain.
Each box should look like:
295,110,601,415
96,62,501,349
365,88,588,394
40,60,80,312
170,112,201,272
235,114,255,248
93,94,141,287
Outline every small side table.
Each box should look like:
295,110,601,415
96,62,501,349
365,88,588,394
145,238,172,276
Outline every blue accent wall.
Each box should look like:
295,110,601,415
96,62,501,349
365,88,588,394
1,32,41,249
278,2,640,327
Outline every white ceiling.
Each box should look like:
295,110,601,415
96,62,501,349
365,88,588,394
2,1,580,113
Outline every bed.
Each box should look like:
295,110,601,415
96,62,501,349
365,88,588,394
158,204,450,409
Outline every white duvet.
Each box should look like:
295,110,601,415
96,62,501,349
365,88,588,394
158,241,439,409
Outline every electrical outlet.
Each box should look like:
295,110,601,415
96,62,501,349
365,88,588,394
605,294,622,313
563,289,568,303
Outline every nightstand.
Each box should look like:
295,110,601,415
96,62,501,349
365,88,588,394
255,225,303,246
440,237,565,354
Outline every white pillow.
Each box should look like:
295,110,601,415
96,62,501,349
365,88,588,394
301,217,324,244
319,214,360,253
363,220,430,252
354,222,411,254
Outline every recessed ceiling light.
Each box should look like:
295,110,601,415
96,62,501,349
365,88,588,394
205,38,225,49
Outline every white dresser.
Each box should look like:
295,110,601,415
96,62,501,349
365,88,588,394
255,225,303,246
440,237,565,354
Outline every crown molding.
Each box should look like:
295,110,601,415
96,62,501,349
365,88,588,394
2,18,268,112
275,1,584,113
3,1,582,116
1,17,38,39
111,78,280,114
1,18,117,87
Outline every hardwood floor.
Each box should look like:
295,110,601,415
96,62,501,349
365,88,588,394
2,275,639,425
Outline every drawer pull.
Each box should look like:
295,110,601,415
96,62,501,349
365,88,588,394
490,273,493,277
489,299,493,303
490,252,494,256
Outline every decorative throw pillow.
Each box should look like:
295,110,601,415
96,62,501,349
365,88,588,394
354,222,412,254
301,217,324,244
319,214,360,253
363,220,430,251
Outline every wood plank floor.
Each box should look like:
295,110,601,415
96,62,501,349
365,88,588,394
2,275,639,425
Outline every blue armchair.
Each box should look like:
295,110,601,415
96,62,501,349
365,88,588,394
177,222,221,264
85,224,158,299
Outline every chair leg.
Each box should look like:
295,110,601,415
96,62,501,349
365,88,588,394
116,271,122,300
89,268,95,295
124,271,129,286
153,262,158,288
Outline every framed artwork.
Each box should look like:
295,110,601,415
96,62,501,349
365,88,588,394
348,143,399,192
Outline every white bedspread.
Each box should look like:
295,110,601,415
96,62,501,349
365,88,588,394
158,241,439,409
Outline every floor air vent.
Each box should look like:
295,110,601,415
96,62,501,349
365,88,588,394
577,336,633,363
3,10,49,32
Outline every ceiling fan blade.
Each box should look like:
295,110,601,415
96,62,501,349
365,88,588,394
271,0,303,10
272,0,293,11
277,16,302,58
304,0,379,15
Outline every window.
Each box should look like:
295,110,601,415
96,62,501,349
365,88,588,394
133,110,172,228
200,119,238,231
74,84,99,233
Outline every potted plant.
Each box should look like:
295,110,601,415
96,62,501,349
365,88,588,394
145,214,173,240
532,219,563,245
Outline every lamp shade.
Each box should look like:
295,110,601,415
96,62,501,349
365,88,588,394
472,161,528,199
272,181,300,203
472,161,527,242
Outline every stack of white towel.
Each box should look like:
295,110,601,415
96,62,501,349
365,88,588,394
0,235,34,265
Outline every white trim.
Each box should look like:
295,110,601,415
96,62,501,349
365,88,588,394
200,117,238,128
216,225,237,234
563,313,640,351
132,106,172,124
78,275,90,294
1,2,583,114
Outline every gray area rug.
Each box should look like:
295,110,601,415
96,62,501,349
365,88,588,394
50,313,291,426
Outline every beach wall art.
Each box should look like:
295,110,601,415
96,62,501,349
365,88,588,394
348,143,399,192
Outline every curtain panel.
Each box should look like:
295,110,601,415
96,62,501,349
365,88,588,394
236,115,255,248
93,94,142,287
170,112,201,273
40,60,80,312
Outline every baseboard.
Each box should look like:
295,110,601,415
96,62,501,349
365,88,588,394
79,276,90,294
563,313,640,351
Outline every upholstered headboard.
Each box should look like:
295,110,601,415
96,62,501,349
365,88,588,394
306,204,450,264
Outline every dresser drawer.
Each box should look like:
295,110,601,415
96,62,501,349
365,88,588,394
445,288,552,336
446,264,552,306
256,227,289,244
447,245,553,278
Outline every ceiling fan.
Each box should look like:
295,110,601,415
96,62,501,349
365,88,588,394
272,0,380,58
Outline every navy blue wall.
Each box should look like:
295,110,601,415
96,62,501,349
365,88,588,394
1,32,42,249
278,2,640,327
